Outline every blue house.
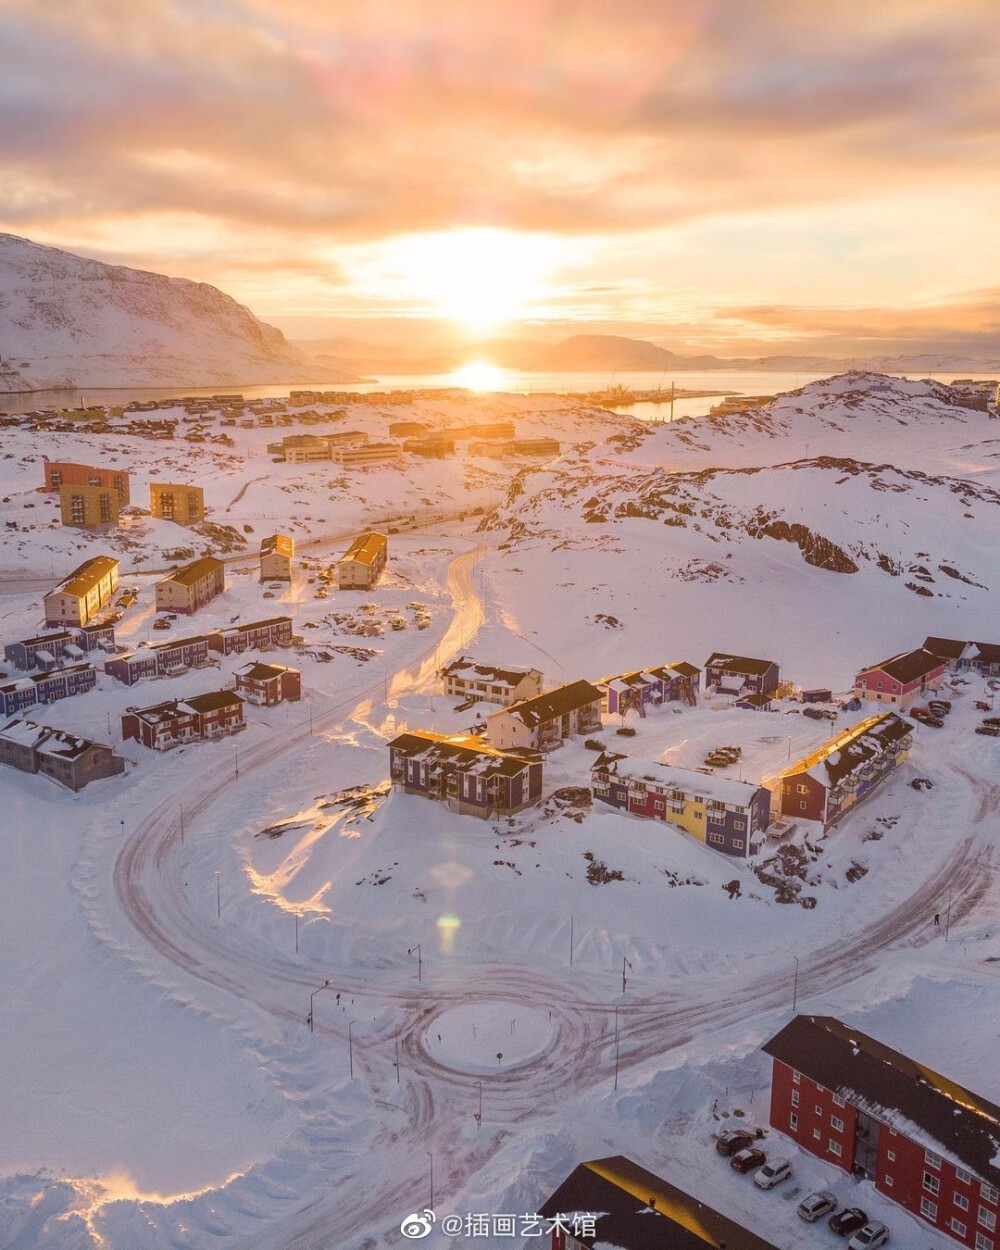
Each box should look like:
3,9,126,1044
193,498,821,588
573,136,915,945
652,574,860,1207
595,661,699,717
389,731,543,818
0,663,97,715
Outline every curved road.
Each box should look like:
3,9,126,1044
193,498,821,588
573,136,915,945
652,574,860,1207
104,548,996,1249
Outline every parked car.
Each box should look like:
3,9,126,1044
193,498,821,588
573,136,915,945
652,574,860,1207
909,707,932,720
753,1159,792,1189
714,1130,754,1157
929,698,952,711
829,1208,869,1236
152,619,171,630
975,725,1000,736
982,716,1000,727
730,1147,766,1174
262,591,275,599
797,1191,837,1222
803,707,827,720
846,1222,889,1249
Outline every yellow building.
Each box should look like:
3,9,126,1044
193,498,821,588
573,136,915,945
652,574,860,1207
58,483,120,531
44,556,119,627
260,533,294,581
337,532,388,589
149,482,205,525
155,556,226,615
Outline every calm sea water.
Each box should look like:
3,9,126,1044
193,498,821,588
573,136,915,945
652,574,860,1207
2,367,995,425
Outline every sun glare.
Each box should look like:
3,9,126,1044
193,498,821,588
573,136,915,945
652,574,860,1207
344,227,565,336
449,360,509,391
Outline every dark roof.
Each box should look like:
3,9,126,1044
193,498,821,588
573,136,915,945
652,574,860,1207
539,1157,778,1250
502,679,603,727
859,647,943,684
149,634,206,653
705,653,776,675
923,636,966,660
762,1016,1000,1187
213,616,293,634
0,716,108,761
665,660,701,678
736,691,772,708
970,641,1000,665
236,661,298,681
14,631,74,648
161,556,225,587
182,691,244,714
389,731,540,778
783,712,912,788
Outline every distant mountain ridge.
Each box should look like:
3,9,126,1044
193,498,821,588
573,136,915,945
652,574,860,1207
0,233,356,391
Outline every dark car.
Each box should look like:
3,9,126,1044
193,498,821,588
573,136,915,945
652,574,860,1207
730,1147,766,1174
982,716,1000,728
829,1207,869,1236
930,699,952,712
921,715,945,727
975,725,1000,737
715,1130,754,1157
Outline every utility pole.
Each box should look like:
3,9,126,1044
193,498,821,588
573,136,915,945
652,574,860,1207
945,890,954,940
614,1005,622,1090
394,1032,400,1083
569,915,574,965
348,1020,354,1079
295,913,299,953
215,870,221,919
179,806,185,845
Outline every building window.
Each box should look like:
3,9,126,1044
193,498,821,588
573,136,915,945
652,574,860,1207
884,1175,893,1188
796,784,808,794
733,820,744,830
956,1169,972,1185
981,1209,998,1232
790,1113,798,1131
921,1198,938,1220
924,1173,941,1196
886,1150,896,1163
952,1219,967,1237
832,1094,845,1108
976,1233,995,1250
830,1116,844,1133
791,1090,800,1107
708,832,725,845
812,1128,822,1140
926,1150,942,1170
957,1195,971,1212
732,839,744,851
800,802,806,811
792,1070,800,1084
829,1140,842,1157
984,1186,1000,1207
815,1105,823,1116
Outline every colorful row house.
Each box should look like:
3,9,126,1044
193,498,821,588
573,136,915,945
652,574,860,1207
595,661,700,717
44,556,119,627
486,680,603,752
704,652,780,697
155,556,226,614
0,663,97,716
539,1156,778,1250
234,662,301,705
591,753,770,858
0,717,125,791
776,712,913,828
205,616,293,655
337,531,388,589
122,691,246,751
764,1015,1000,1250
5,623,114,671
104,635,212,686
440,655,544,706
924,637,1000,676
853,647,946,708
388,731,543,818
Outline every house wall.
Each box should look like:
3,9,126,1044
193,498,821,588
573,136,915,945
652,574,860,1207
260,552,292,580
780,771,827,822
769,1061,857,1174
854,664,945,708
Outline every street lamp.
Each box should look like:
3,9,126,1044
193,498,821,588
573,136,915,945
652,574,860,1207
408,943,422,982
427,1150,434,1208
309,979,331,1033
215,870,220,919
348,1020,354,1079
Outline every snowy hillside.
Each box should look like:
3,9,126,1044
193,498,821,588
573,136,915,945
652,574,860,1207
483,373,1000,682
0,233,354,390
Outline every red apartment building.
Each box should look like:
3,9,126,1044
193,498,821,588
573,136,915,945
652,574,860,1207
234,661,301,705
764,1015,1000,1249
122,691,245,750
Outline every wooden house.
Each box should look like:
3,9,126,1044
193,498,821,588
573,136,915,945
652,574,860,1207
122,691,245,751
853,647,946,708
234,661,301,705
704,653,780,697
485,680,602,752
596,662,699,717
440,656,543,706
0,717,125,790
388,731,542,818
259,533,294,581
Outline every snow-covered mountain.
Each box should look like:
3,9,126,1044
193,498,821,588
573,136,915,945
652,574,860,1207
0,233,355,391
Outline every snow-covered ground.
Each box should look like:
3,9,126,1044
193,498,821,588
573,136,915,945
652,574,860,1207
0,376,998,1249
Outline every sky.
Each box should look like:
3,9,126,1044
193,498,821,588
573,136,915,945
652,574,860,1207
1,0,999,356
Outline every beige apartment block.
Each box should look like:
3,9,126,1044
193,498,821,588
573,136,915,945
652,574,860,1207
58,483,120,531
149,482,205,524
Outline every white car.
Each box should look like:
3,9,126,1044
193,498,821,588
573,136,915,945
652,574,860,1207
797,1190,837,1222
847,1222,890,1249
753,1158,792,1189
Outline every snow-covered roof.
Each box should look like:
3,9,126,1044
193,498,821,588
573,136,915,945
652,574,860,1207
783,712,911,788
593,754,764,808
338,531,387,566
497,680,602,728
856,646,943,683
158,556,224,587
48,555,118,599
705,652,775,675
0,716,108,760
441,655,538,687
389,731,540,779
